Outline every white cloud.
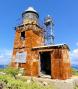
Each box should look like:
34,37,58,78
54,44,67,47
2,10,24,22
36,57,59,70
71,49,78,59
76,42,78,46
70,42,78,65
0,55,4,58
70,48,78,65
0,49,12,65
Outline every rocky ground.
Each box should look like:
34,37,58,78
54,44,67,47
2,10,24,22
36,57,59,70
17,76,78,89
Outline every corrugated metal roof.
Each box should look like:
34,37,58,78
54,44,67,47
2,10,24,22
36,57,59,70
32,44,70,50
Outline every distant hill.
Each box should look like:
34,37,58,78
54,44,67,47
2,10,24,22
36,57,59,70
72,64,78,70
0,64,78,70
0,65,7,69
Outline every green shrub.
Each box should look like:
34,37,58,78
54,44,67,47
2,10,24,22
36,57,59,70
72,68,78,76
0,68,55,89
75,86,78,89
0,67,19,79
0,75,55,89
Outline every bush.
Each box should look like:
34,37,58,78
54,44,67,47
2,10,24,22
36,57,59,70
0,68,55,89
75,86,78,89
0,75,55,89
0,67,19,79
72,68,78,76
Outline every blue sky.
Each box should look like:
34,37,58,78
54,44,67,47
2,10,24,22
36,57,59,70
0,0,78,65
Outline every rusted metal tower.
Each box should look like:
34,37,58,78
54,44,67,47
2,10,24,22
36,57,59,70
44,15,54,45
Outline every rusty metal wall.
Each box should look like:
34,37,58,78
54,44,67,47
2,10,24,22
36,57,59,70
11,24,71,80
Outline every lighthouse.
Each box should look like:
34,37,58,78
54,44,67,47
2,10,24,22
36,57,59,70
11,7,71,80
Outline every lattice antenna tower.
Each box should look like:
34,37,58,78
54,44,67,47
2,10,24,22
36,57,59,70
44,15,54,45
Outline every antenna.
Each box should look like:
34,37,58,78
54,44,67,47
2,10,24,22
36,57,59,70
44,15,54,45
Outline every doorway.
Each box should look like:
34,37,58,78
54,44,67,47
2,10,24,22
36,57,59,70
40,52,51,76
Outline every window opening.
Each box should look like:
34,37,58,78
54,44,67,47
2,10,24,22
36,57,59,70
21,31,25,40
